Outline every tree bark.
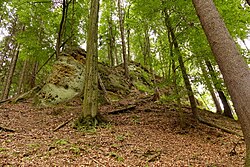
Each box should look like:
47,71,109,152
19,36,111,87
1,45,19,100
107,13,115,66
81,0,100,119
168,32,185,128
205,59,233,118
217,90,234,118
246,0,250,6
118,0,129,78
192,0,250,166
17,60,28,95
29,61,39,89
56,0,67,59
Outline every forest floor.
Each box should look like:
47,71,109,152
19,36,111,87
0,94,245,167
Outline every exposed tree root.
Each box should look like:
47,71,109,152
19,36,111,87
74,113,108,130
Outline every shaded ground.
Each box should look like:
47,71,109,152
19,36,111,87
0,96,245,167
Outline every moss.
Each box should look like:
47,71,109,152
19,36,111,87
133,81,154,94
74,114,107,131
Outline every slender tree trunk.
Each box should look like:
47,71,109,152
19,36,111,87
163,8,198,119
205,59,233,118
217,91,234,118
118,0,129,78
126,4,131,61
144,26,152,73
192,1,250,166
1,45,19,100
199,60,222,113
107,14,115,66
29,61,38,89
17,60,28,95
168,32,185,128
80,0,100,121
56,0,67,59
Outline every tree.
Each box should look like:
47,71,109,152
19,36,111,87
163,7,198,119
205,59,234,118
199,60,222,113
77,0,101,127
1,45,20,100
56,0,68,59
118,0,129,78
192,0,250,166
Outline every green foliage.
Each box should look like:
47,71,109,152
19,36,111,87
0,0,249,111
109,152,124,162
55,139,68,145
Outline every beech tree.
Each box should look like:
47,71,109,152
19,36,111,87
192,0,250,166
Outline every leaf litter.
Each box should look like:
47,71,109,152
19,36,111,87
0,97,245,167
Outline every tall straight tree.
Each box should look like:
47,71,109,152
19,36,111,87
1,45,19,100
118,0,129,78
192,0,250,166
79,0,100,122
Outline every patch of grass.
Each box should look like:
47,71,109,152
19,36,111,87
131,115,141,124
109,152,124,162
55,139,68,145
27,143,40,149
69,145,81,155
116,135,125,142
111,143,119,147
0,147,8,152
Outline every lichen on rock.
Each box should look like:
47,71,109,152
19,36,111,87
36,49,86,106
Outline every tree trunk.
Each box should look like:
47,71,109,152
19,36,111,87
118,0,129,78
29,61,38,89
56,0,67,59
1,45,19,100
107,13,115,66
246,0,250,6
144,26,152,73
17,60,28,95
168,32,185,128
163,8,198,119
127,4,131,61
192,0,250,166
199,60,222,113
205,59,233,118
79,0,100,122
217,90,234,118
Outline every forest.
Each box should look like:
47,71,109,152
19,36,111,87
0,0,250,166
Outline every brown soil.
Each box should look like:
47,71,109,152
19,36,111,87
0,97,245,167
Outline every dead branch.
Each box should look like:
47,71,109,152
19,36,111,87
53,117,74,132
108,105,136,115
0,126,15,132
198,116,243,137
0,98,13,104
